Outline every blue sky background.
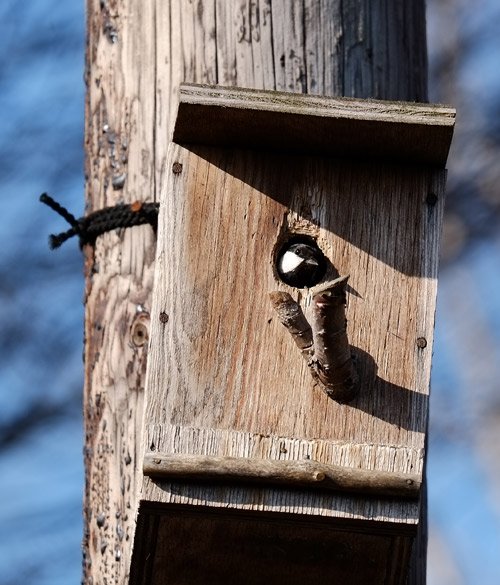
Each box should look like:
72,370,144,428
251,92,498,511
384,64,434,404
0,1,499,583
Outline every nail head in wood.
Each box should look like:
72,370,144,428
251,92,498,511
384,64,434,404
426,192,438,206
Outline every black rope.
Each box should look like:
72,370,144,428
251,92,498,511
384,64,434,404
40,193,159,249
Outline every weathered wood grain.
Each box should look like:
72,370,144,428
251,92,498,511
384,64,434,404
85,0,432,583
156,0,428,144
142,426,420,525
146,143,445,448
83,1,157,582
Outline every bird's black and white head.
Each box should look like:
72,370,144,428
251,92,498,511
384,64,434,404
277,239,327,288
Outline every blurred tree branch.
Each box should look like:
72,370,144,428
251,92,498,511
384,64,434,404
0,396,80,449
429,0,500,263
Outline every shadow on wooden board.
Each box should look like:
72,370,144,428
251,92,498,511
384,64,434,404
130,502,415,585
185,144,444,279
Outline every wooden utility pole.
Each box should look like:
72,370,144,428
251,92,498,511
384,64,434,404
83,2,429,583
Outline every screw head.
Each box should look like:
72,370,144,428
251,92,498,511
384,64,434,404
426,192,438,206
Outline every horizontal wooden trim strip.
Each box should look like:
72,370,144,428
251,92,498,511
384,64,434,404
143,453,421,499
173,83,455,166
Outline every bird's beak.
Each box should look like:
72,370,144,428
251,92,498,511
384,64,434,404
305,258,319,266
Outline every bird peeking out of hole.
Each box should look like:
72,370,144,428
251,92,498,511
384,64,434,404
277,240,327,288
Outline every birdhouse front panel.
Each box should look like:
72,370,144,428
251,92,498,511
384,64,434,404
147,143,441,452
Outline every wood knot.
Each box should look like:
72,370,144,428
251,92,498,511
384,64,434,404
131,317,149,347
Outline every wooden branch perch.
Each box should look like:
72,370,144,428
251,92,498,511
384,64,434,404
143,453,420,499
270,276,359,402
269,291,314,359
310,277,360,401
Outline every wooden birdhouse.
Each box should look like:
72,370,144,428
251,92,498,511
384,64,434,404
130,84,455,584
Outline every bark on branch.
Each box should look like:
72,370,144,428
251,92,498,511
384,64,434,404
269,291,314,359
270,276,359,402
143,453,420,499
